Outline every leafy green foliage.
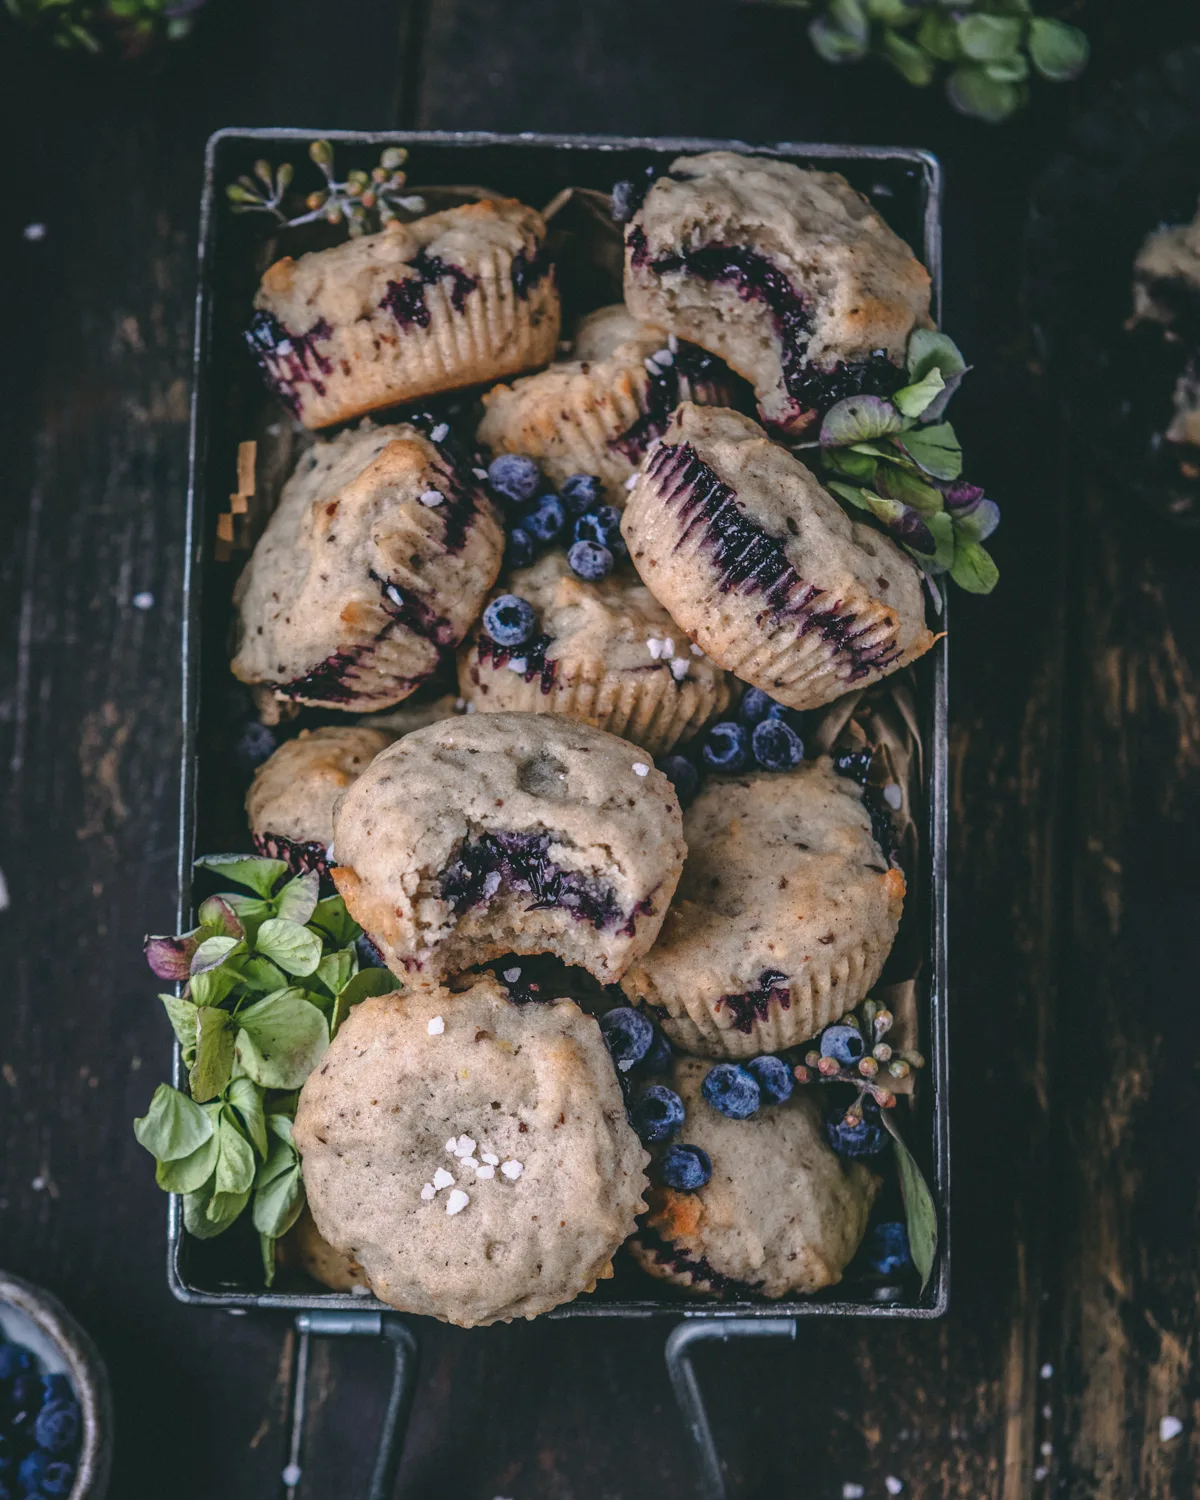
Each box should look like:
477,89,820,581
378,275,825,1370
225,142,427,237
5,0,206,56
136,855,393,1280
764,0,1088,121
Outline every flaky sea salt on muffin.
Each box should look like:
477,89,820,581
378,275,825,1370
231,420,504,713
330,712,685,985
629,1056,878,1298
621,761,905,1058
247,199,561,428
293,980,648,1325
476,303,737,504
456,551,732,755
621,404,933,710
246,724,395,879
624,152,931,436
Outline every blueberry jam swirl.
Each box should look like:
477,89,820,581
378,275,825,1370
245,310,334,416
832,749,901,870
638,1228,763,1299
252,831,333,885
510,243,552,300
715,968,791,1033
475,631,557,694
611,342,739,463
439,830,639,933
644,441,904,683
627,227,902,424
381,249,479,330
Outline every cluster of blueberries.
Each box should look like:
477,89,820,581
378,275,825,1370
486,454,624,582
0,1338,82,1500
658,687,806,807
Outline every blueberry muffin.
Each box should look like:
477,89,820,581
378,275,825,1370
231,421,504,712
277,1206,371,1293
293,980,648,1325
456,551,732,754
624,152,931,436
247,200,561,428
621,761,905,1058
246,724,395,878
621,404,933,710
629,1056,878,1298
330,712,685,985
476,303,736,504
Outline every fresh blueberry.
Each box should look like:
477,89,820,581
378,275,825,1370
819,1023,865,1068
0,1435,11,1474
825,1111,887,1158
482,594,536,648
16,1450,47,1494
506,526,537,571
566,540,614,581
8,1371,43,1422
487,453,540,504
833,748,872,785
700,721,750,773
355,934,387,970
764,700,805,732
661,1143,712,1191
599,1006,654,1072
39,1376,72,1405
737,687,774,725
521,493,566,544
658,754,700,807
701,1062,761,1119
560,473,603,515
864,1221,911,1278
630,1084,685,1143
751,717,804,771
639,1027,674,1075
33,1399,79,1454
573,504,623,548
39,1462,76,1498
0,1346,31,1380
745,1054,793,1104
235,719,276,769
610,179,640,224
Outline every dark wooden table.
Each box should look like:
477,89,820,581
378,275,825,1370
2,3,1199,1496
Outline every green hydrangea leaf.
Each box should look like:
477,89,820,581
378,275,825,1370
895,423,962,480
331,966,398,1037
309,896,361,947
215,1110,257,1197
221,894,274,947
809,0,870,63
892,367,946,420
881,1112,938,1291
260,1231,278,1287
905,329,968,421
881,27,936,87
1028,16,1088,81
133,1083,214,1162
923,509,957,573
190,935,244,976
160,994,199,1053
867,0,913,23
235,988,329,1089
874,462,945,517
984,53,1030,83
198,895,244,940
190,1006,236,1103
205,1187,252,1232
195,854,288,898
225,1075,269,1159
820,395,903,447
916,10,959,61
187,965,240,1010
254,918,323,977
154,1130,219,1194
949,538,1000,594
275,871,320,927
315,948,357,998
825,480,875,512
230,955,289,993
956,13,1022,61
946,64,1022,122
821,447,879,484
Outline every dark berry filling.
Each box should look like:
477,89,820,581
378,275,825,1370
627,227,902,423
272,645,386,705
245,310,334,415
476,631,557,694
716,968,791,1033
644,441,904,682
832,750,901,869
381,249,479,330
511,243,552,300
252,831,333,885
611,341,739,462
637,1228,763,1299
438,830,636,933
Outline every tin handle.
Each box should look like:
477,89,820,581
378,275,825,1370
280,1311,420,1500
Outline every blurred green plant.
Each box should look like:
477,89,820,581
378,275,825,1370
4,0,210,57
766,0,1089,121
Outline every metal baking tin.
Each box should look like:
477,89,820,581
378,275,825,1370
173,130,949,1320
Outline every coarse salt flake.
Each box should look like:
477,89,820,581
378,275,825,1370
1039,1363,1053,1380
667,333,679,353
445,1189,470,1215
883,783,903,810
661,638,674,657
427,1015,445,1035
507,657,528,674
445,1137,459,1153
481,1151,500,1166
1160,1416,1183,1442
419,489,444,507
885,1480,904,1497
432,1167,455,1190
476,1163,495,1178
842,1487,865,1500
132,591,155,610
282,1463,303,1487
669,659,688,681
462,1157,479,1170
430,423,450,443
23,223,47,242
503,967,521,983
646,638,663,660
501,1160,523,1180
482,870,502,898
689,642,704,657
454,1136,476,1158
625,474,638,491
420,1183,436,1201
632,763,649,777
473,467,488,480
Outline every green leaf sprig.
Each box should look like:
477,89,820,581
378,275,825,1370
225,141,427,237
4,0,204,56
134,854,395,1281
771,0,1088,122
801,328,999,598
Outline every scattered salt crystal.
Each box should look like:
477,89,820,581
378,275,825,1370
1160,1416,1183,1442
427,1015,445,1035
1039,1442,1053,1456
461,1157,479,1170
652,348,673,367
476,1163,495,1179
473,467,488,480
689,642,704,656
842,1486,864,1500
632,763,649,777
883,783,903,810
419,489,444,507
420,1183,436,1201
647,638,663,660
432,1167,455,1191
669,659,688,681
430,423,450,443
885,1480,904,1496
465,702,477,714
132,591,154,610
350,1283,371,1297
507,657,528,674
625,474,638,491
1033,1467,1048,1482
446,1189,470,1215
644,357,661,375
503,967,521,983
481,1151,499,1166
1039,1363,1054,1380
501,1160,523,1180
31,1177,45,1192
445,1137,459,1153
667,333,679,353
282,1463,303,1488
455,697,466,711
386,583,404,606
481,870,501,899
325,842,335,862
23,223,46,242
661,638,674,657
454,1136,477,1158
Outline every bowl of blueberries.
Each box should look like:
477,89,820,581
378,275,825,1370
0,1273,111,1500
